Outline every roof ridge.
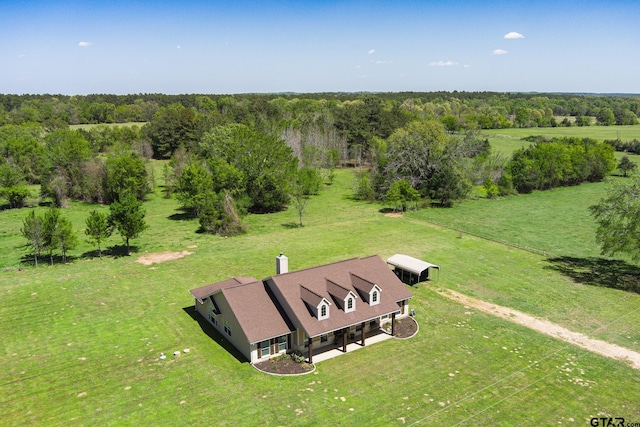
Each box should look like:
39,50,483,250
272,257,362,277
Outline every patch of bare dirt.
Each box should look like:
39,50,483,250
438,289,640,370
384,212,403,218
136,251,193,265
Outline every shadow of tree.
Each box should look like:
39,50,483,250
545,256,640,294
181,306,248,364
104,244,140,258
168,209,196,221
281,222,302,229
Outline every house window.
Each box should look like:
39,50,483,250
320,334,328,343
224,320,232,337
372,290,378,303
347,298,353,310
259,340,270,357
320,304,327,317
208,313,218,326
278,335,287,352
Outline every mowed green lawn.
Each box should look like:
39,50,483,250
1,168,639,425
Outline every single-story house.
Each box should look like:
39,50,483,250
189,254,413,364
386,254,439,285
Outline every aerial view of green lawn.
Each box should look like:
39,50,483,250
1,155,639,425
3,0,640,423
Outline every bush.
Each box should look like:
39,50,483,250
1,185,31,208
291,351,306,363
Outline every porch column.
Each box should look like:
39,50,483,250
360,322,366,346
308,337,313,364
391,312,396,336
342,329,347,352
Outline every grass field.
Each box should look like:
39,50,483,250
1,167,639,425
484,124,640,158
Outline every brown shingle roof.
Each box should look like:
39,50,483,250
266,255,413,337
326,279,353,301
189,277,257,303
221,281,294,344
300,285,327,308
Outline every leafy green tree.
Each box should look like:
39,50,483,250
297,166,323,196
108,192,147,255
42,207,61,265
42,129,91,204
21,210,44,267
55,216,78,263
383,120,449,192
0,123,48,183
85,210,111,258
0,162,30,208
429,164,471,207
483,177,500,199
385,179,420,212
200,124,297,212
104,152,150,203
1,186,30,208
441,115,461,133
590,175,640,261
596,107,615,126
198,191,245,236
143,103,201,159
352,170,375,202
175,161,214,217
618,155,637,177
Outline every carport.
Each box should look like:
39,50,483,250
386,254,439,285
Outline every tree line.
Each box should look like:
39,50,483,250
1,92,637,267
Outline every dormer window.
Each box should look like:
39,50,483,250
347,297,353,310
318,302,330,319
369,285,381,306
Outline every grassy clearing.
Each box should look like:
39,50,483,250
484,124,640,142
1,168,639,425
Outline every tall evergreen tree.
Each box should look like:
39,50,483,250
85,210,111,258
108,192,147,255
21,210,44,267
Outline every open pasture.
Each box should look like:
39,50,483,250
484,124,640,160
1,168,639,425
484,124,640,141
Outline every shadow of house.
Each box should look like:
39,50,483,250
182,306,248,363
545,256,640,294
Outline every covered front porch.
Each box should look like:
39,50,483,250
311,327,394,363
304,312,402,363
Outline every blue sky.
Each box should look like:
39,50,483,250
1,0,639,95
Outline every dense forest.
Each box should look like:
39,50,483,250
0,92,636,236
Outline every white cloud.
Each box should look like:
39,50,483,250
492,49,508,55
368,49,375,55
78,41,92,48
429,60,458,67
504,32,524,39
177,45,181,50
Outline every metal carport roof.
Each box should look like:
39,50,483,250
386,254,439,276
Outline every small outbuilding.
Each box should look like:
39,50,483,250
386,254,439,285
